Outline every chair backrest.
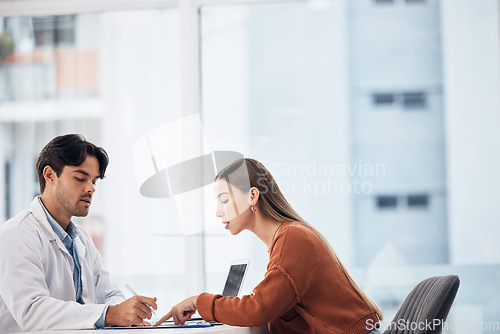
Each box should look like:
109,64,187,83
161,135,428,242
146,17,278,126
383,275,460,334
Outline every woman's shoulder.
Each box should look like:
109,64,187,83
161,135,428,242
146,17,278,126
270,221,331,271
279,221,318,240
273,221,322,254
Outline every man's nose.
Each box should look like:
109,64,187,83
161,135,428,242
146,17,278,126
86,182,95,193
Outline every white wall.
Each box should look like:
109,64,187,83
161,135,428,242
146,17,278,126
441,0,500,264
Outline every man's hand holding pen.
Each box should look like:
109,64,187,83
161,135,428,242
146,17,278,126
105,295,158,327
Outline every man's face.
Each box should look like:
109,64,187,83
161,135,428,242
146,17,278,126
53,155,100,218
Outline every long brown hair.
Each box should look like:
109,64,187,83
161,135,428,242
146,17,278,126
216,158,383,320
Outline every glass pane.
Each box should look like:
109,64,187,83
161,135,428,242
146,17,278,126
373,93,395,106
200,0,500,331
402,92,427,109
407,194,429,208
0,9,183,314
377,195,398,208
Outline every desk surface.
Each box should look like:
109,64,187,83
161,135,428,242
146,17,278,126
18,325,266,334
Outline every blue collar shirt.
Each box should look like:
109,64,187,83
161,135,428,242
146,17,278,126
39,198,107,328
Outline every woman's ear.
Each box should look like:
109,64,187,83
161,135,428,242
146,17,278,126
249,187,260,205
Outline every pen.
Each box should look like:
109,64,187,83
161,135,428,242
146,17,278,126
125,284,156,315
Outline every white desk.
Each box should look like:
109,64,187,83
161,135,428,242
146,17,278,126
18,325,267,334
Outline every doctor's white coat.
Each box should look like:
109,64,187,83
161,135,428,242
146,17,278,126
0,197,125,333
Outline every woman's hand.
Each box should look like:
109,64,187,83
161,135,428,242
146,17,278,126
153,295,199,326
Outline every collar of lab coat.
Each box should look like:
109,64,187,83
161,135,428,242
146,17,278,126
29,197,87,259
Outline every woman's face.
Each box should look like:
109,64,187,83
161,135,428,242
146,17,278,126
214,179,252,235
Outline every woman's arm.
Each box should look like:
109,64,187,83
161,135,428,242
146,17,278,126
155,265,299,327
197,265,299,327
153,296,198,326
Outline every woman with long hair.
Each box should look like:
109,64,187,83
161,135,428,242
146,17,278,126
155,158,382,333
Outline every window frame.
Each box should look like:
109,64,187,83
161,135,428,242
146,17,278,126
0,0,294,297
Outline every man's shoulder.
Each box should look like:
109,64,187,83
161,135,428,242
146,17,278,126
1,209,34,231
0,209,42,246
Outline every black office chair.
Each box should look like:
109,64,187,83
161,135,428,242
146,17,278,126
383,275,460,334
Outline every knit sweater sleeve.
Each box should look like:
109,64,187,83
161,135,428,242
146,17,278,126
197,264,300,327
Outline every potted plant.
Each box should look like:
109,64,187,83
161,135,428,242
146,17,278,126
0,31,15,62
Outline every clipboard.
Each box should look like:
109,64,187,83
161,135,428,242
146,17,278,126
105,321,213,329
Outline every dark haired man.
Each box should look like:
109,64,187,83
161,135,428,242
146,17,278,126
0,134,157,333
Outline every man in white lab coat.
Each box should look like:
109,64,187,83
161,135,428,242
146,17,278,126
0,134,157,333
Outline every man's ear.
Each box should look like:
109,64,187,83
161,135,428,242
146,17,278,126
43,166,56,187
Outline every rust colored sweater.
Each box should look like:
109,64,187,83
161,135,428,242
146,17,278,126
197,222,378,334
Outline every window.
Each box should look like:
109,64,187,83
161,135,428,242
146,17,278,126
1,15,95,102
1,0,499,329
407,194,429,208
376,194,430,209
376,195,398,208
403,92,427,109
0,9,183,314
373,93,395,106
372,91,427,110
32,15,76,47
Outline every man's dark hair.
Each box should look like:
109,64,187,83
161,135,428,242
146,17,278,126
36,134,109,193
